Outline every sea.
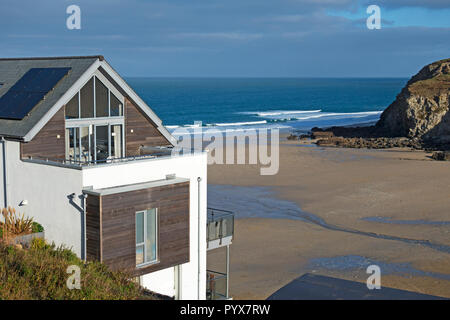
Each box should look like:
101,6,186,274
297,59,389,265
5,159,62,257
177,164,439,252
125,78,408,135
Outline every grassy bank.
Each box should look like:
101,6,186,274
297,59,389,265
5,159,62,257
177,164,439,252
0,239,149,300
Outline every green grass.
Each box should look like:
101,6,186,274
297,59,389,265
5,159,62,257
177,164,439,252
409,74,450,98
0,239,151,300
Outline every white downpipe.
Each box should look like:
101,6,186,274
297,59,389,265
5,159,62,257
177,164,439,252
82,193,88,261
1,138,8,208
197,176,202,300
226,244,230,299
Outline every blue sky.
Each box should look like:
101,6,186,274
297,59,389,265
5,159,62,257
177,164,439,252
0,0,449,77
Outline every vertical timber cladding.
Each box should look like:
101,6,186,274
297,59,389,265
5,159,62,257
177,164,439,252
86,194,101,261
20,107,66,159
124,98,171,156
99,181,190,276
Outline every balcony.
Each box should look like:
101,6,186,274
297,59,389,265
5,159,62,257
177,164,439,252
21,146,203,171
206,270,229,300
207,207,234,251
206,208,234,300
22,146,176,168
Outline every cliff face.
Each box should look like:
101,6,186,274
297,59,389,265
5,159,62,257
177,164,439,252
376,58,450,144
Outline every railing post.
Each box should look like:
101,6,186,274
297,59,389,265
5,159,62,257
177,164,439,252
219,218,223,245
226,244,230,299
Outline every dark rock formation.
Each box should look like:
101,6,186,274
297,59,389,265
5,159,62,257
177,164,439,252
376,58,450,145
431,151,450,161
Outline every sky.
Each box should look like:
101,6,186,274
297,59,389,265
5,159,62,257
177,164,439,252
0,0,449,77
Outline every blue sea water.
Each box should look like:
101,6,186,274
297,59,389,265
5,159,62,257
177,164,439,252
125,78,408,133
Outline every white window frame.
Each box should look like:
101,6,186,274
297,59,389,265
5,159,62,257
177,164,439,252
64,73,126,162
65,73,124,122
136,209,159,267
65,122,125,162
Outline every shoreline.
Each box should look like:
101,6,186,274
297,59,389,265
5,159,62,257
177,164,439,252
207,138,450,299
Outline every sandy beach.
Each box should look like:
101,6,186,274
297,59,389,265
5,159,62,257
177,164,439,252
207,135,450,299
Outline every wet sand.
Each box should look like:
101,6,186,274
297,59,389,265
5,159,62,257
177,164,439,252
207,136,450,299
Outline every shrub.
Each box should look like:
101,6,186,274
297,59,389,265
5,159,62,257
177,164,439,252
31,222,44,233
1,207,34,237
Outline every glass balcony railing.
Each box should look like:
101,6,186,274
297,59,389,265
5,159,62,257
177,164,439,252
207,208,234,243
206,270,228,300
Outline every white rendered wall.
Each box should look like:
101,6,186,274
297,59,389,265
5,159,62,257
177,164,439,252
141,267,176,297
0,141,84,256
82,152,208,300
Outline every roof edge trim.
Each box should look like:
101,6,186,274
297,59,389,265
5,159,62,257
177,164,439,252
0,55,104,61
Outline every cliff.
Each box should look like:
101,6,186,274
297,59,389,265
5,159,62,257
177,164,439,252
376,58,450,144
310,58,450,151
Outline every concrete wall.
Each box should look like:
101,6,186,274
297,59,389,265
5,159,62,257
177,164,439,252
82,152,208,300
141,267,176,297
0,141,84,256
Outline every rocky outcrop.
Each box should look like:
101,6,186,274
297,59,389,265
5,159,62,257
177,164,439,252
316,136,422,149
376,58,450,144
431,151,450,161
310,58,450,151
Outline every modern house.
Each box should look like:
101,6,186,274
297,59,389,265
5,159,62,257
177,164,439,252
0,56,233,300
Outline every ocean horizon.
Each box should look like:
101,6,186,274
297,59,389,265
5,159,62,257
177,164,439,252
125,77,408,134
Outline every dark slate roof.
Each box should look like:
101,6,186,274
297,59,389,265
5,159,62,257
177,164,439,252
267,273,447,300
0,56,102,139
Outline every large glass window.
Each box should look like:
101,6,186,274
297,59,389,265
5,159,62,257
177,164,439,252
66,127,80,162
80,78,94,118
95,78,109,117
65,76,123,119
66,123,123,163
136,209,158,266
95,125,109,162
65,75,124,163
110,124,123,158
65,93,79,119
80,126,93,163
110,92,123,117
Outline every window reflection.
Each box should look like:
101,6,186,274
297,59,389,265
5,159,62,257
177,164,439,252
110,92,123,117
95,78,109,117
95,125,109,162
65,76,125,163
111,124,122,159
66,127,80,162
65,93,79,119
80,126,93,163
80,78,94,118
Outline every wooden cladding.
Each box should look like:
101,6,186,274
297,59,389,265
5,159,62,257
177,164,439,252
125,98,171,156
85,181,190,277
86,195,101,261
21,107,66,160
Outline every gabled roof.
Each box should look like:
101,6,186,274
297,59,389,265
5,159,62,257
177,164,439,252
0,56,176,145
0,56,100,139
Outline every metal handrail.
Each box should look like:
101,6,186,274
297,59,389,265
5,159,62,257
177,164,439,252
206,270,228,300
27,153,163,167
207,207,234,221
207,270,227,278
